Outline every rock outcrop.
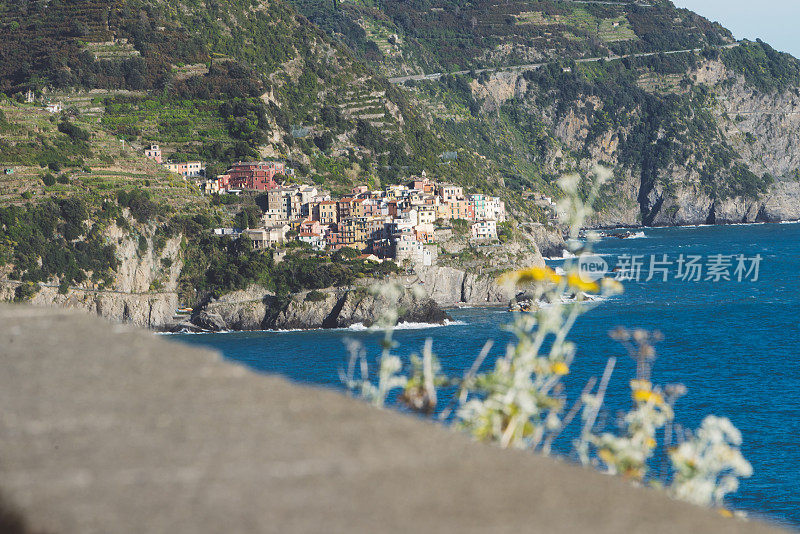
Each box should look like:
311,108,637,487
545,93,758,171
184,284,452,332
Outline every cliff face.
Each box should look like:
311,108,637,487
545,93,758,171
0,222,183,329
186,284,451,332
467,56,800,228
5,220,542,331
410,266,510,307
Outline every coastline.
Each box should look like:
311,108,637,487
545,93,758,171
585,217,800,231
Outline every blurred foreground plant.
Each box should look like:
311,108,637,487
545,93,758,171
341,167,751,514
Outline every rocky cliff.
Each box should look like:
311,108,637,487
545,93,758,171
184,283,451,332
466,54,800,228
0,221,183,329
3,219,547,331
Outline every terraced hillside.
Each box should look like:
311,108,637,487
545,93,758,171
0,0,497,193
288,0,734,77
3,0,800,230
0,99,204,210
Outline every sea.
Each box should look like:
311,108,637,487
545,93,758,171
172,222,800,529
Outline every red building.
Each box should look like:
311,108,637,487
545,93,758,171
225,161,285,191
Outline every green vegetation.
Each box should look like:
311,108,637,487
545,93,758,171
178,235,399,301
289,0,732,76
0,198,120,288
304,289,328,302
722,40,800,92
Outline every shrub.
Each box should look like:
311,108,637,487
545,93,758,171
41,173,56,187
234,205,262,229
332,246,360,261
14,282,39,302
304,289,328,302
117,189,160,223
58,121,90,142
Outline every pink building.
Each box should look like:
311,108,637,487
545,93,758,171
451,200,475,221
145,145,162,164
226,161,285,191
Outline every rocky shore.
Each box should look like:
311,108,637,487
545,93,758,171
0,262,521,332
181,283,451,332
0,215,550,331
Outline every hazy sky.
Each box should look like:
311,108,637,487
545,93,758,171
672,1,800,58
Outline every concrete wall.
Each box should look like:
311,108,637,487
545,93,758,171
0,305,785,534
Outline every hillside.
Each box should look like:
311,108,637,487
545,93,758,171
289,0,800,225
0,0,503,199
289,0,734,77
4,0,798,226
3,0,800,319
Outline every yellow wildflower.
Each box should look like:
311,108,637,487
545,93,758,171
566,273,599,293
718,509,734,519
551,361,570,375
632,388,665,407
598,448,615,466
645,437,657,449
499,266,561,287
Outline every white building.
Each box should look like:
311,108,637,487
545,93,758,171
212,228,241,237
438,184,464,203
262,210,289,225
243,224,289,249
394,235,433,266
298,232,325,250
417,205,437,225
471,194,506,222
471,219,497,240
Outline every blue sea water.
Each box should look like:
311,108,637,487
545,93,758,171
172,222,800,529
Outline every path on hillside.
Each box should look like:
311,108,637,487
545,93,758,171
388,43,740,84
0,279,177,296
566,1,652,6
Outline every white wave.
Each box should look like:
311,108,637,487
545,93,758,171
625,231,647,239
346,319,467,331
160,320,467,336
156,329,231,336
544,250,579,261
535,294,609,308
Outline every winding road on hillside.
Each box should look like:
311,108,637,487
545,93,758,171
388,43,740,84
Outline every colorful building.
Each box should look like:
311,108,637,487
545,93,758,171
165,161,205,178
225,161,284,191
144,145,162,164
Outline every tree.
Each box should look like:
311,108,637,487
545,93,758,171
234,205,262,229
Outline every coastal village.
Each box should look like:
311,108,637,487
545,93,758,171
144,145,507,267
